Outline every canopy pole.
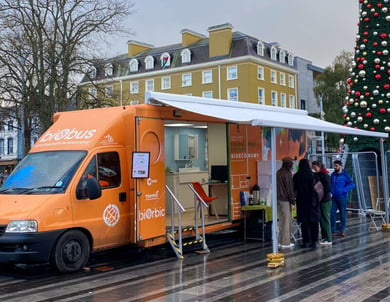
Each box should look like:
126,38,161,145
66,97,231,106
380,138,389,223
271,127,278,254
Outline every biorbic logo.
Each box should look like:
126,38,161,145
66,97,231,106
39,128,96,142
139,207,166,221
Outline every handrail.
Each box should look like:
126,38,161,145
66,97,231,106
165,185,186,256
187,183,208,249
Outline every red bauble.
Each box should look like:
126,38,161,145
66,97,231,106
377,51,382,55
365,92,370,96
380,33,387,39
375,74,381,80
384,84,390,90
373,42,378,46
379,108,386,114
363,31,369,36
366,112,372,118
363,38,368,43
374,12,379,17
355,91,361,97
358,64,364,69
377,3,383,7
364,17,370,22
370,127,376,131
387,69,390,75
375,64,381,69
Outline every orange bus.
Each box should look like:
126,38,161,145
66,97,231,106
0,92,307,272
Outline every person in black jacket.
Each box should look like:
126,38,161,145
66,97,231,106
293,159,320,249
312,160,332,245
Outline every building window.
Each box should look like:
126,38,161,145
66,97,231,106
227,88,238,101
145,79,154,91
105,86,113,97
257,41,265,56
257,66,264,80
89,67,96,79
288,53,294,66
129,59,138,72
0,139,4,155
271,91,278,106
279,50,286,64
182,73,192,86
161,76,171,90
280,72,286,86
202,70,212,84
181,48,191,64
104,63,113,77
130,81,139,94
280,93,286,107
270,46,278,61
227,66,238,80
289,95,295,108
7,120,13,131
202,91,213,98
145,56,154,70
288,75,295,88
160,52,171,68
300,99,306,110
270,70,277,83
258,88,265,104
88,87,97,99
7,137,13,154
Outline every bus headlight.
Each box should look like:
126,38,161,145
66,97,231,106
6,220,38,233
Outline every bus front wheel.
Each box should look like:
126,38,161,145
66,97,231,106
51,230,90,273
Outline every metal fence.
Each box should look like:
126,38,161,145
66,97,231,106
308,151,383,214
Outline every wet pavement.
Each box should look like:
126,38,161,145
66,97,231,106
0,213,389,301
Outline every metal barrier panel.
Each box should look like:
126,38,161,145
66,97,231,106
309,152,380,212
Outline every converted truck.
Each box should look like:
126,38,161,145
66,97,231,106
0,92,308,272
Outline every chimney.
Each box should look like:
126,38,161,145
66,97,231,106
127,40,154,57
181,29,206,47
207,23,233,58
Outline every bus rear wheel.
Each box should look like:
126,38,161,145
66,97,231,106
51,230,90,273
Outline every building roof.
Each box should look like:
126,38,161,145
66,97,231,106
81,31,296,83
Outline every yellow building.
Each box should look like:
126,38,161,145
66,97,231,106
80,23,298,108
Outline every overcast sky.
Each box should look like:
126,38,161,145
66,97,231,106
106,0,360,68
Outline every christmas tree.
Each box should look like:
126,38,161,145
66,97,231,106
343,0,390,152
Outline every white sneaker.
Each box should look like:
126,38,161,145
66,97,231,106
280,243,294,248
319,240,332,245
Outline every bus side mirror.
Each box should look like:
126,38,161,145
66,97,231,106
86,177,102,200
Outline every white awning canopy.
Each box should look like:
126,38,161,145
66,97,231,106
145,91,388,139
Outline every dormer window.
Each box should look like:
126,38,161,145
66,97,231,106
270,45,278,61
181,48,191,64
89,67,97,79
145,56,154,70
279,50,286,64
287,52,294,66
104,63,113,77
256,41,265,56
160,52,171,68
129,59,139,72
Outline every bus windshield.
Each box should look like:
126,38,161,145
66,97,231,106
0,150,86,194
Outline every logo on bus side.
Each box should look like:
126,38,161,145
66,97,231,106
139,207,165,221
38,128,96,143
103,204,120,227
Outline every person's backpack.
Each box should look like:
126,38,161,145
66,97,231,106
314,181,324,202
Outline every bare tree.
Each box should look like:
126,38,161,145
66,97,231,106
314,50,353,150
0,0,134,155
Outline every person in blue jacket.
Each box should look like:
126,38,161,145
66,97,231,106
330,160,355,237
